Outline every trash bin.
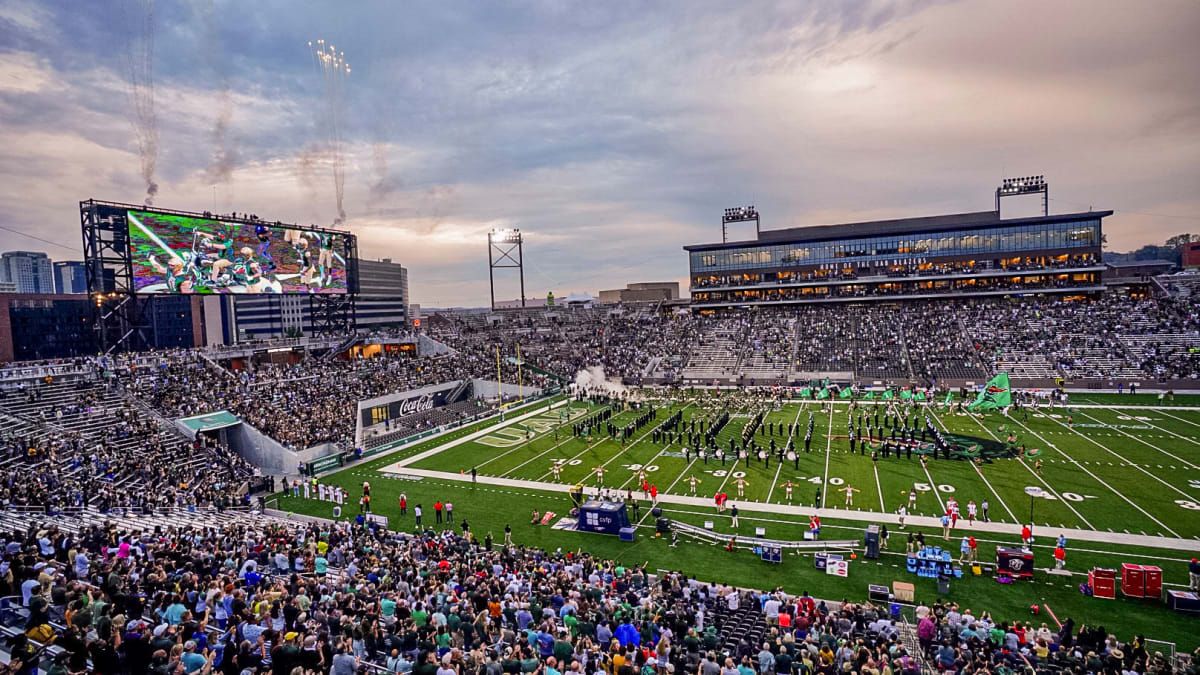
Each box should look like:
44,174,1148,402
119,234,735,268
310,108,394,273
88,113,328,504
864,525,880,559
937,575,950,595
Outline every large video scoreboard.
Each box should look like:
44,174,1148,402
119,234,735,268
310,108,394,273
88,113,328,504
127,208,355,295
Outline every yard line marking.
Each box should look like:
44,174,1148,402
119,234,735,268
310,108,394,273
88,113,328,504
506,430,596,476
1046,411,1197,501
872,460,886,513
476,404,600,469
714,404,757,497
962,408,1093,529
821,405,834,507
1122,408,1200,453
918,457,947,513
927,406,1018,524
1080,408,1200,469
541,404,695,482
1156,408,1200,432
1009,415,1180,538
767,402,806,503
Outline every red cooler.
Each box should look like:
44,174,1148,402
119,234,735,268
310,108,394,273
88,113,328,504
1121,563,1145,598
1142,566,1162,598
1088,568,1116,600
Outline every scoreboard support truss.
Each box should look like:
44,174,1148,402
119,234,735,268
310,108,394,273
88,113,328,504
81,200,149,354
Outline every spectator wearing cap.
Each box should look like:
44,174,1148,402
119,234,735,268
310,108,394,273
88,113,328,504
180,640,206,673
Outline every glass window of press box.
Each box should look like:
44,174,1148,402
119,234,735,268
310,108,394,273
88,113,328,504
690,220,1100,273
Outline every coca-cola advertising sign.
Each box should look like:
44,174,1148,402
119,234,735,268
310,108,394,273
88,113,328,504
360,382,465,427
396,394,436,416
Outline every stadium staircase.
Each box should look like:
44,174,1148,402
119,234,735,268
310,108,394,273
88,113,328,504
321,333,363,360
896,616,934,674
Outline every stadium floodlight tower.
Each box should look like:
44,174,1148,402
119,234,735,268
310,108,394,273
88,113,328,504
996,176,1048,218
722,205,760,242
488,228,525,310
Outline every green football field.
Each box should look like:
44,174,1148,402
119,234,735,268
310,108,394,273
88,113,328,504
274,392,1200,650
402,395,1200,538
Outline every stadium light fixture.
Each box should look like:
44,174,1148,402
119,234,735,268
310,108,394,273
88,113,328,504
996,176,1048,217
488,228,526,310
721,205,760,243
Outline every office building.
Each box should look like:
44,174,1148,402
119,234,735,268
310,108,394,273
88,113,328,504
0,251,54,294
53,261,88,294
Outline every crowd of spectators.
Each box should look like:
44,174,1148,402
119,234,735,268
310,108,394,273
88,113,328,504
0,513,1187,675
1,382,257,515
121,350,548,451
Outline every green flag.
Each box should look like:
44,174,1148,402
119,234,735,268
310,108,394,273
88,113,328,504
915,391,926,402
800,387,812,397
969,372,1012,411
817,387,830,400
839,386,853,399
863,391,876,400
882,389,894,401
900,389,913,400
943,391,953,405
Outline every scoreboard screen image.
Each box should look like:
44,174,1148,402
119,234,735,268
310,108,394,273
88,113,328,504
127,209,350,295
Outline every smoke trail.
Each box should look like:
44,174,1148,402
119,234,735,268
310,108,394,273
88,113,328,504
410,184,456,235
293,146,321,217
307,39,350,225
124,0,159,204
199,0,237,189
367,141,401,207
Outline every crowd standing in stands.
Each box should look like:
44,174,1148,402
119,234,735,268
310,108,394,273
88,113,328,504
0,513,1189,675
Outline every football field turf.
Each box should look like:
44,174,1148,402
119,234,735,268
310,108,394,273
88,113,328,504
400,396,1200,539
274,393,1200,649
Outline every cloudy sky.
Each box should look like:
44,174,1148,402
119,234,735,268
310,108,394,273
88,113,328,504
1,0,1197,306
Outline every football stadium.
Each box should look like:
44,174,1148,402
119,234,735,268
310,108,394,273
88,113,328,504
1,3,1199,675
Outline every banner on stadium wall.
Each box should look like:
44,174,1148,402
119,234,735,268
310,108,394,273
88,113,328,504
358,380,468,428
969,372,1012,411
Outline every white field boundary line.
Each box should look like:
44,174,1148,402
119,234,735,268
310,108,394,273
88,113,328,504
763,400,1200,412
644,503,1200,571
768,401,807,503
375,466,1200,552
1008,414,1180,538
925,405,1019,525
472,404,599,471
1080,408,1200,461
391,399,574,471
346,467,1200,570
1045,411,1197,501
958,408,1093,529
